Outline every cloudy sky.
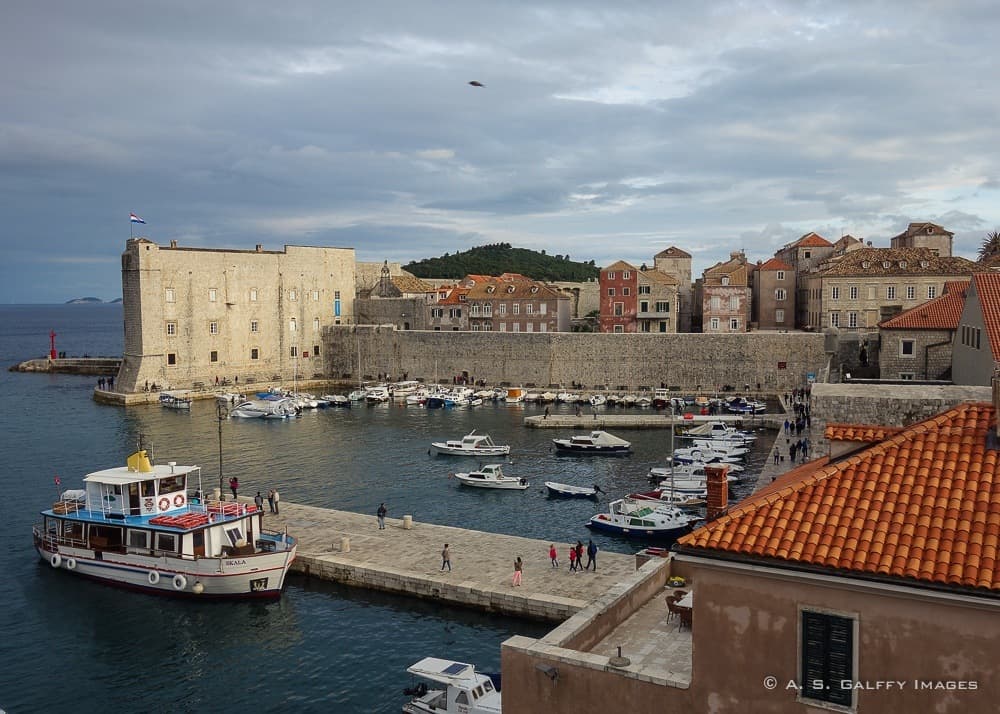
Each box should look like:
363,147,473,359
3,1,999,302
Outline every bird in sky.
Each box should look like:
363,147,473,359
468,81,484,87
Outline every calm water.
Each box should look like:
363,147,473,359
0,304,770,713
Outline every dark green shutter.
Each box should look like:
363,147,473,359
801,611,854,706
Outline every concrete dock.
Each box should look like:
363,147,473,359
263,502,638,622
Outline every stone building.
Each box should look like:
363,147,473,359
354,261,437,329
953,273,1000,386
890,221,954,257
774,232,837,327
751,257,795,330
464,273,570,333
116,238,355,393
636,270,679,333
877,280,967,380
427,284,469,331
803,247,986,334
598,261,640,333
700,251,750,333
653,247,693,332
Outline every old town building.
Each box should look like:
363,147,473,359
636,270,679,333
752,258,795,330
599,261,639,333
653,247,693,332
774,232,837,328
890,221,954,257
877,281,967,380
953,273,1000,386
463,273,570,333
699,252,750,333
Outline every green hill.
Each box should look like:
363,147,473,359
404,243,599,281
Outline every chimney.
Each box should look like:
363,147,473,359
169,240,178,248
867,241,872,247
256,244,263,252
704,464,729,521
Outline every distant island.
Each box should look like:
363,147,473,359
65,297,123,304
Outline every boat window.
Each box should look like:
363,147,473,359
156,532,177,553
473,685,483,699
128,530,150,549
158,475,185,494
225,527,244,546
141,480,156,497
64,521,84,541
455,692,470,705
482,680,494,692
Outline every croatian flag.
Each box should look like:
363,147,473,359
130,213,146,224
54,475,61,486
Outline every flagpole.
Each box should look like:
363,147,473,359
130,216,134,239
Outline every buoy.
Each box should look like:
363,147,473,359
50,553,62,568
66,557,77,570
191,581,205,595
172,574,187,591
148,571,160,585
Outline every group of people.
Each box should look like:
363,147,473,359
553,540,598,572
96,376,115,391
225,476,280,514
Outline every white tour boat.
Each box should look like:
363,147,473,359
586,497,697,539
552,430,632,454
430,431,511,457
402,657,501,714
451,464,528,490
33,447,297,598
159,391,192,410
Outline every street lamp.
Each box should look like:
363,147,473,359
216,402,227,499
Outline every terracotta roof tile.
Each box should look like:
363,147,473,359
824,424,905,442
603,260,639,272
678,402,1000,593
796,232,834,248
758,258,794,272
892,222,955,240
816,247,986,278
971,273,1000,362
655,246,692,258
878,281,968,329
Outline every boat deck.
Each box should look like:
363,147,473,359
260,501,637,622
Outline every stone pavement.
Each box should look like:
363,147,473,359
261,502,637,621
752,395,827,492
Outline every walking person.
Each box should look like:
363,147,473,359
549,544,559,568
229,476,239,500
441,544,451,572
773,448,780,465
272,488,280,515
575,541,584,572
568,544,578,572
267,489,275,513
585,540,598,571
254,491,264,512
376,502,387,530
512,557,523,586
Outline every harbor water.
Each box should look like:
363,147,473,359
0,304,771,713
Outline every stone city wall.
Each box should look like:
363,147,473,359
810,382,991,427
323,326,828,391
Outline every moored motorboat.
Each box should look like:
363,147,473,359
672,446,743,464
321,394,351,407
589,394,607,407
630,489,706,508
159,392,192,410
402,657,501,714
503,387,525,403
544,482,602,498
430,431,511,457
586,497,697,539
33,446,296,598
451,464,528,490
552,430,632,454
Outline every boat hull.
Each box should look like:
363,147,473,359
585,517,691,539
554,444,630,454
544,482,598,498
431,445,510,457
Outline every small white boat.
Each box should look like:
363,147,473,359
622,394,638,406
215,392,245,405
679,420,756,441
366,386,391,403
402,657,501,714
321,394,351,407
33,446,296,598
525,392,542,402
635,396,652,408
589,394,607,407
687,439,749,456
390,380,422,396
630,489,706,508
503,387,525,403
553,430,632,454
672,446,743,464
159,392,192,410
648,462,743,479
539,392,556,402
348,388,368,401
556,392,574,403
587,497,697,539
431,431,511,457
451,464,528,490
726,397,767,414
230,398,297,419
544,481,602,498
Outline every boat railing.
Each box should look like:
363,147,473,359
32,524,87,551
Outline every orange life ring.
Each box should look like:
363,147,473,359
174,494,185,507
158,497,170,511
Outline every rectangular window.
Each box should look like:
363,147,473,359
729,295,738,310
640,301,649,312
312,290,319,301
209,321,218,335
512,304,520,315
776,270,785,280
622,270,631,279
313,318,320,331
868,285,877,299
512,323,520,333
849,285,858,300
166,321,177,336
831,286,840,300
607,287,616,297
613,325,624,333
775,309,784,322
659,321,667,333
167,353,177,366
613,302,624,317
848,312,858,328
801,610,854,707
656,301,669,313
290,346,297,357
608,272,616,280
886,286,896,300
313,345,319,356
638,285,650,294
128,530,149,549
927,286,937,299
210,350,218,363
901,339,915,357
250,288,258,302
622,287,631,296
209,288,217,302
156,533,177,553
289,318,297,332
710,317,720,330
334,290,341,300
775,288,786,301
250,320,259,333
499,304,507,315
250,348,259,360
829,312,840,327
525,304,533,314
165,288,175,303
710,296,721,311
729,318,739,331
906,285,915,300
289,290,297,301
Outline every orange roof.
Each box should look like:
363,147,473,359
603,260,639,272
679,402,1000,593
758,257,794,272
795,232,833,248
824,424,904,442
972,273,1000,362
878,281,968,330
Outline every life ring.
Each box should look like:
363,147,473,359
66,558,77,570
144,497,154,510
158,497,170,511
50,553,62,568
174,494,185,507
148,571,160,585
172,574,187,591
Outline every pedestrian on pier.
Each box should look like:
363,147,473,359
272,488,280,514
512,557,523,586
549,544,558,568
254,491,264,512
773,449,779,465
229,476,239,500
575,541,584,569
544,407,550,419
585,540,598,571
98,377,105,390
568,545,578,571
267,489,276,513
783,419,790,435
441,544,451,571
108,376,114,390
377,502,387,529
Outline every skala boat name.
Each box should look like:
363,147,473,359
224,559,248,566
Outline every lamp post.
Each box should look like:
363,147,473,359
216,402,227,499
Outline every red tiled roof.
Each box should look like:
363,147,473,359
878,281,968,330
892,222,955,240
796,232,834,248
817,247,986,277
824,424,905,442
972,273,1000,362
603,260,638,272
758,258,794,272
679,402,1000,593
655,247,691,259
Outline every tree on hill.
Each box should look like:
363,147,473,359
404,243,600,281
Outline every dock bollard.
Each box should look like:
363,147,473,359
340,536,350,553
402,515,413,529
